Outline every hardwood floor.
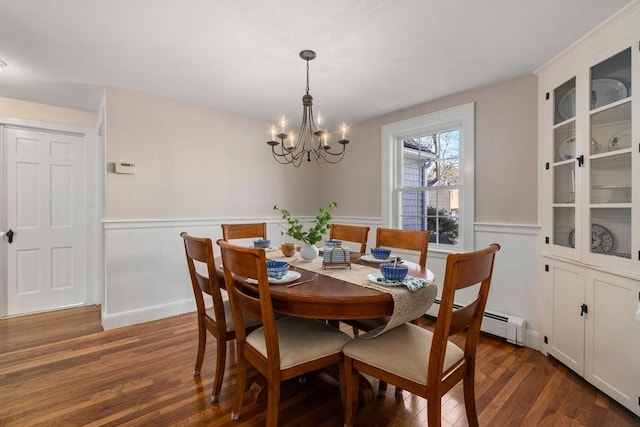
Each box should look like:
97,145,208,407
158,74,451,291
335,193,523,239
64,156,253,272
1,306,638,426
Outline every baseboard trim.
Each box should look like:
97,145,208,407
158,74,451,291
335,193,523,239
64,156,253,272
102,299,195,330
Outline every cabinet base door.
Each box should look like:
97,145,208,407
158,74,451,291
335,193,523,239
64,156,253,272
549,262,585,374
585,271,640,417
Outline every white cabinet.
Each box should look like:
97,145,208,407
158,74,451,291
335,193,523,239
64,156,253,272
537,4,640,417
545,259,640,417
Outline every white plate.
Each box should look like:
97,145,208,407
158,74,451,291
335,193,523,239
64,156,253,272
591,224,614,254
367,272,406,287
608,128,631,151
251,246,277,252
557,78,628,120
360,254,397,263
247,270,302,285
558,136,576,160
591,78,628,109
557,88,576,121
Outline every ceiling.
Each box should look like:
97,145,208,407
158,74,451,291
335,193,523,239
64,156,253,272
0,0,631,129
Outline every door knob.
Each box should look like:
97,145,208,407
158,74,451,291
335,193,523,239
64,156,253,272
2,229,14,244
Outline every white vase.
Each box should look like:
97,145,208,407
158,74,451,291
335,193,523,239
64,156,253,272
299,243,319,261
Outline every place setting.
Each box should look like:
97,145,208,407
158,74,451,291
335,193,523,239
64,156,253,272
359,246,402,264
366,261,430,292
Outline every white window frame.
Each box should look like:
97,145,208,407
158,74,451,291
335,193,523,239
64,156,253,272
381,102,475,252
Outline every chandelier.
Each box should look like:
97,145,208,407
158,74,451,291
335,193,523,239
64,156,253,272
267,50,349,167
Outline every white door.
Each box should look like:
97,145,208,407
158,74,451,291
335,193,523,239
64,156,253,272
3,127,85,315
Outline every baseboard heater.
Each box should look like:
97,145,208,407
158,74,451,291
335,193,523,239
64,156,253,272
425,300,526,346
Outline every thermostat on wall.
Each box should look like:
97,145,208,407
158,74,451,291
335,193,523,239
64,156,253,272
115,162,136,174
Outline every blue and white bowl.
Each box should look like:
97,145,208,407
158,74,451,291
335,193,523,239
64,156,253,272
253,239,271,249
266,260,289,279
380,263,408,281
371,247,391,260
325,240,342,248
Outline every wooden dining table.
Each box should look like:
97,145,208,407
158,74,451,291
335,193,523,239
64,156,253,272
215,251,435,322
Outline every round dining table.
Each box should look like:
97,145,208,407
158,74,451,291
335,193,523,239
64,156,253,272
215,252,435,321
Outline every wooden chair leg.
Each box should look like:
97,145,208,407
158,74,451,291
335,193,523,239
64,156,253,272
194,321,206,376
463,371,479,427
378,380,387,395
231,356,247,420
265,377,281,427
210,338,226,403
343,356,359,427
427,397,442,427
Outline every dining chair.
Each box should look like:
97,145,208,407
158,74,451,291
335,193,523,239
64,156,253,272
221,222,267,241
217,239,352,427
342,243,501,427
329,223,371,253
180,232,261,403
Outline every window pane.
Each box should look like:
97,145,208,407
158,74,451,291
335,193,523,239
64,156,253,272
425,189,458,245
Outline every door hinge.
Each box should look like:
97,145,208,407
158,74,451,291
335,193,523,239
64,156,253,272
545,162,550,170
546,92,550,100
544,336,548,344
577,154,584,167
545,264,549,272
545,236,549,244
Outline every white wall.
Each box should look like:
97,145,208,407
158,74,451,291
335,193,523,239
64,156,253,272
1,78,543,349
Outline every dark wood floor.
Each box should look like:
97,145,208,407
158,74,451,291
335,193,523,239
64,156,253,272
1,306,639,426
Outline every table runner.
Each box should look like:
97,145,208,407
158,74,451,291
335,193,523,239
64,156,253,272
266,250,437,338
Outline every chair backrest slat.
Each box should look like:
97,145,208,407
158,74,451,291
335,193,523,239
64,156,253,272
330,224,370,253
376,227,431,269
221,223,267,241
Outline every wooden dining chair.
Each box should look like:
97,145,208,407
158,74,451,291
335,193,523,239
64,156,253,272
221,222,267,241
180,232,261,403
329,223,370,253
343,243,501,427
217,240,351,427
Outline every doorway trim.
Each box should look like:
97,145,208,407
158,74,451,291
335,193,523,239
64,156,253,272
0,115,102,318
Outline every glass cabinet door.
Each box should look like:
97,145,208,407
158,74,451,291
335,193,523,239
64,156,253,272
552,77,577,249
588,48,632,259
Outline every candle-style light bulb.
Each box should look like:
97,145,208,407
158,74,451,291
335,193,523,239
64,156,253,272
322,132,328,147
288,129,294,149
280,116,286,134
341,122,347,140
317,113,323,129
270,125,276,141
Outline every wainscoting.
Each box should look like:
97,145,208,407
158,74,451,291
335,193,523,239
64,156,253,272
102,218,541,349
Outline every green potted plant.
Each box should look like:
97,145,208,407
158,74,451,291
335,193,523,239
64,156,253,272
273,201,337,260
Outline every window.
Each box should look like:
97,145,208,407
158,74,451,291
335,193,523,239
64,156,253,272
381,103,474,252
